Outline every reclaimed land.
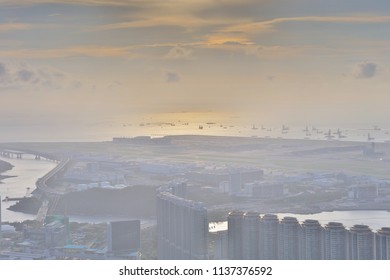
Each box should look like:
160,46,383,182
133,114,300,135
2,135,390,217
2,135,389,178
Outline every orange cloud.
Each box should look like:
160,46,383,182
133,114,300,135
221,15,390,35
0,46,135,58
0,22,32,32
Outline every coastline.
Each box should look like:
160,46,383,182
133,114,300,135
2,136,390,221
0,155,57,222
0,158,14,183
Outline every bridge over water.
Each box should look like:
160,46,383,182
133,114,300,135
0,147,71,223
0,148,58,161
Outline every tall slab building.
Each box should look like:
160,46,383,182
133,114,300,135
375,227,390,260
242,212,260,259
259,214,279,260
157,181,208,260
324,222,348,260
278,216,301,260
227,211,245,260
349,224,374,260
301,219,324,260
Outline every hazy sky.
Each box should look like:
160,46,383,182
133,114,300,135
1,0,390,137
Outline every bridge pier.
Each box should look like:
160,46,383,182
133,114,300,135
0,151,24,158
1,152,11,158
1,149,58,161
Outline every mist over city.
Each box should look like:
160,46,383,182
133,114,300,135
1,0,390,260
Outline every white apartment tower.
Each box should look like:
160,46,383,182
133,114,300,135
301,219,324,260
349,224,374,260
278,216,301,260
324,222,348,260
375,227,390,260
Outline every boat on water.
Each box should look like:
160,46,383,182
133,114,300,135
325,129,335,140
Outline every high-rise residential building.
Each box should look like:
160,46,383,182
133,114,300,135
223,212,390,260
157,181,208,260
375,227,390,260
242,212,260,259
349,224,374,260
278,216,301,259
171,181,187,198
189,201,208,259
221,210,390,260
301,219,323,260
227,211,245,259
107,220,140,258
324,222,348,260
228,172,242,195
214,230,228,260
259,214,279,260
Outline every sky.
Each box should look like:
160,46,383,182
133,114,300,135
1,0,390,140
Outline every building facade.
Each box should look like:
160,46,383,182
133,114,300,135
324,222,348,260
259,214,279,260
278,217,301,260
349,224,374,260
301,219,324,260
227,211,245,260
375,227,390,260
157,181,208,260
242,212,260,259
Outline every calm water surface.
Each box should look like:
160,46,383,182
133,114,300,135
0,155,56,222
